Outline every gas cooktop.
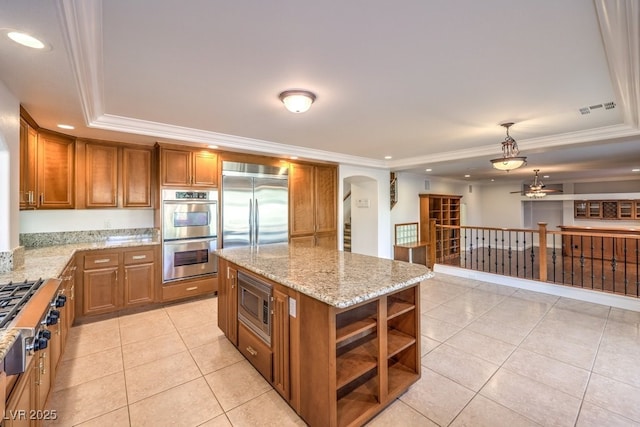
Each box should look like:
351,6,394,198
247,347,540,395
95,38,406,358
0,279,45,329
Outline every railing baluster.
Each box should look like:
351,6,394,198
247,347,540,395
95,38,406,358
579,235,584,289
530,231,535,280
494,231,499,273
501,230,505,275
522,231,526,278
611,237,617,294
551,234,557,283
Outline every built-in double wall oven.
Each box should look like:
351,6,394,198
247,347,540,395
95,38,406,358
162,189,218,282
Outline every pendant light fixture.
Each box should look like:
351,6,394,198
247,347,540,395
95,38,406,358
279,90,316,113
490,122,527,171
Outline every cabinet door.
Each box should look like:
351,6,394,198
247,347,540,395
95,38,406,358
161,148,191,186
315,232,337,249
218,264,238,345
272,287,290,399
192,151,217,187
36,346,51,410
86,143,118,207
289,235,315,247
123,263,155,307
4,361,35,427
314,165,337,234
123,147,152,207
19,119,38,210
48,318,63,381
83,267,120,316
289,163,315,236
37,132,75,208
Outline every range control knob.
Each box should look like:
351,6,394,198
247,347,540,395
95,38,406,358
53,294,67,308
33,331,49,351
40,329,52,340
46,309,60,326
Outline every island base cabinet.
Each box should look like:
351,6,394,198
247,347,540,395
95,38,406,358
297,285,420,427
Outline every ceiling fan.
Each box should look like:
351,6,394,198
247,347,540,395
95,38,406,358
511,169,563,198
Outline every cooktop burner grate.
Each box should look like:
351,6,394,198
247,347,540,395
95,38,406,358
0,279,45,329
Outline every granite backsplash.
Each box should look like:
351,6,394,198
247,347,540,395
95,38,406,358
20,228,158,248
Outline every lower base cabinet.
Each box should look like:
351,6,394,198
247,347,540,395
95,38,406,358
217,258,421,427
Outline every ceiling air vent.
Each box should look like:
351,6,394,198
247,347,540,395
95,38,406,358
579,101,615,115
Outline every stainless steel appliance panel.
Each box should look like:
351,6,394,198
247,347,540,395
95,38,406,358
254,178,288,245
221,161,288,248
162,189,217,241
221,175,254,248
163,238,217,282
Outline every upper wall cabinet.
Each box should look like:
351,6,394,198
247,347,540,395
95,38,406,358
20,124,75,210
158,144,218,188
76,140,153,209
574,200,640,220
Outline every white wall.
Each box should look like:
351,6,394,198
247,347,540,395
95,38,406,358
19,209,154,233
339,165,391,258
0,80,20,251
349,179,378,256
476,184,526,229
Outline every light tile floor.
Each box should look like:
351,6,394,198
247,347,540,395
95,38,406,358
43,273,640,426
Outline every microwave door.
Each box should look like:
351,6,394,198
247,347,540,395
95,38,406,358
253,177,288,245
222,175,253,248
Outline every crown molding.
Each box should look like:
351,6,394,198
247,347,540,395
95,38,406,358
91,114,387,168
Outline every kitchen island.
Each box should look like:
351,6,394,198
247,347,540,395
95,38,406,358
216,243,433,427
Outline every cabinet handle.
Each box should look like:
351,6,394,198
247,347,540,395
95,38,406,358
246,346,258,357
114,270,118,281
186,286,198,291
41,352,47,375
131,255,147,260
70,285,75,300
94,258,111,264
40,193,44,204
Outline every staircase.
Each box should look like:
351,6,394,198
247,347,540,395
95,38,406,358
343,223,351,252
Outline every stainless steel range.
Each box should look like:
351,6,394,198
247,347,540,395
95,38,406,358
1,279,66,377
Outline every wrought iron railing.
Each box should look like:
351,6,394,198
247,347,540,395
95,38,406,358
429,221,640,299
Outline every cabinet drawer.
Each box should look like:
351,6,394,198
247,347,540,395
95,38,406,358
124,249,155,265
238,322,273,382
161,277,216,301
84,253,119,269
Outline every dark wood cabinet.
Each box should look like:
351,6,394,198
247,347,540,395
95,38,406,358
575,200,639,220
159,145,218,188
82,253,120,316
289,163,337,247
4,360,36,427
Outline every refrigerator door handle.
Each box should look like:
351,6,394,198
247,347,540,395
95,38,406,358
255,199,259,245
248,198,253,246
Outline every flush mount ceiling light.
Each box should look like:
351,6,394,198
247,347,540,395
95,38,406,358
5,30,47,49
490,122,527,171
279,90,316,113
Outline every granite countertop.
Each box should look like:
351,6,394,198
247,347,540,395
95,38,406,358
216,243,433,308
0,236,160,360
0,237,160,285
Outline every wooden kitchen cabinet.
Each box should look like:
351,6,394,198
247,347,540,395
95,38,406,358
419,194,462,262
122,146,153,207
271,286,290,399
217,259,238,345
289,162,337,248
574,199,640,220
123,249,155,307
159,144,218,188
85,143,118,207
82,253,120,316
4,359,36,427
77,140,153,209
19,117,38,209
78,246,159,318
19,126,75,210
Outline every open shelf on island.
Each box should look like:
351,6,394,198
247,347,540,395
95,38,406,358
387,298,415,320
337,373,379,427
388,357,419,397
336,301,377,345
336,317,377,344
387,328,416,358
336,335,378,389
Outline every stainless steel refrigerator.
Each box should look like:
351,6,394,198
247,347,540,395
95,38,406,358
221,161,288,247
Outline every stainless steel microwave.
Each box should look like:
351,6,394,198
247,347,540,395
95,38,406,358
237,271,272,345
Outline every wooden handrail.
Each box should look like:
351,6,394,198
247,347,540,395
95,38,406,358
343,190,351,202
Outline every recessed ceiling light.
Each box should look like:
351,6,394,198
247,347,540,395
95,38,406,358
290,156,298,160
207,145,218,149
57,124,74,130
464,174,471,178
425,168,432,172
384,156,392,160
543,175,550,179
491,179,495,182
633,168,640,172
7,31,47,49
